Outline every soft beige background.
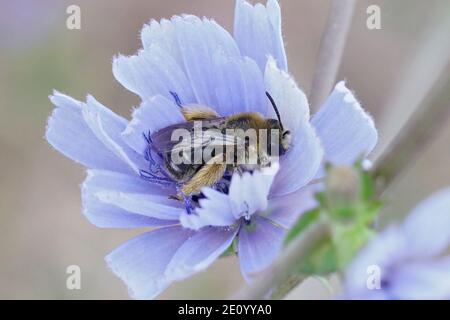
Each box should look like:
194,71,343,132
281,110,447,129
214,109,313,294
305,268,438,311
0,0,449,299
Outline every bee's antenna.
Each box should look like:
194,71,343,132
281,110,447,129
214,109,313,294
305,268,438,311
266,92,284,130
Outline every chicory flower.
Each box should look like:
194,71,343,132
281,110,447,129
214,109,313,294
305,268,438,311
46,0,377,299
344,187,450,299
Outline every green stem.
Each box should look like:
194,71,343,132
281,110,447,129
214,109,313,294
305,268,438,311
309,0,356,112
373,76,450,196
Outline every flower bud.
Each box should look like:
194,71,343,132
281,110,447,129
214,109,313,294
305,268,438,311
326,166,360,207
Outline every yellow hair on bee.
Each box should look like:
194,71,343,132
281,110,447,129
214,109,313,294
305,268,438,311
181,105,220,121
180,154,227,196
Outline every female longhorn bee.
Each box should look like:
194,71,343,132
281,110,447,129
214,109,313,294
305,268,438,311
150,92,291,200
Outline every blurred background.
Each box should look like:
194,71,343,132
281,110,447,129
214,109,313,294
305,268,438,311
0,0,449,299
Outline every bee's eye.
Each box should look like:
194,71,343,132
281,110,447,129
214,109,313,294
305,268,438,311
280,130,291,155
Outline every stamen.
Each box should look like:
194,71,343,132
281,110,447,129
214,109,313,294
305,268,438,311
242,201,251,221
139,169,173,187
169,91,183,108
182,193,194,215
140,131,174,187
142,131,151,144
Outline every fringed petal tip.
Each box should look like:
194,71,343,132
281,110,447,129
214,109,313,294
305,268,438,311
105,246,171,300
180,188,235,230
46,92,134,174
335,81,378,136
311,81,378,178
234,0,287,72
229,163,280,219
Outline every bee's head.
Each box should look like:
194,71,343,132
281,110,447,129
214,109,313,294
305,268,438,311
265,92,291,156
266,119,290,156
281,129,291,154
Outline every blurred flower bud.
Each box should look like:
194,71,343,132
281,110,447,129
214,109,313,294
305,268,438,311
326,166,360,207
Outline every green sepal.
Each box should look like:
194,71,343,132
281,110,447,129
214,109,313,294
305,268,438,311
220,237,238,258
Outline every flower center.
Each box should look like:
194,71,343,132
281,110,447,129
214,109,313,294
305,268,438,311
139,91,287,215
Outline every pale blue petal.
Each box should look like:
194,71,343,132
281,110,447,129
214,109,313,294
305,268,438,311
105,226,194,299
180,188,236,230
240,57,269,115
270,121,323,197
112,45,195,103
171,15,241,108
234,0,287,72
390,257,450,299
264,57,309,133
82,95,147,174
141,19,184,67
165,226,238,281
182,166,278,230
266,183,322,228
94,191,184,221
212,51,267,116
138,15,268,115
122,95,185,154
46,92,131,173
82,170,176,228
346,257,450,300
229,164,279,220
345,189,450,300
344,226,408,298
238,216,285,282
311,81,378,178
402,187,450,257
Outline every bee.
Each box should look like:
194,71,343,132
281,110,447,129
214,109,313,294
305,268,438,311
150,92,291,200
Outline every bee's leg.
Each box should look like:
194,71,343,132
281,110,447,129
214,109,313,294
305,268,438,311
181,105,220,121
180,154,227,196
168,194,182,201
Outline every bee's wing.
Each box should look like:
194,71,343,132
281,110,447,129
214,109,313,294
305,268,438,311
169,130,241,157
150,121,197,154
150,118,243,155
